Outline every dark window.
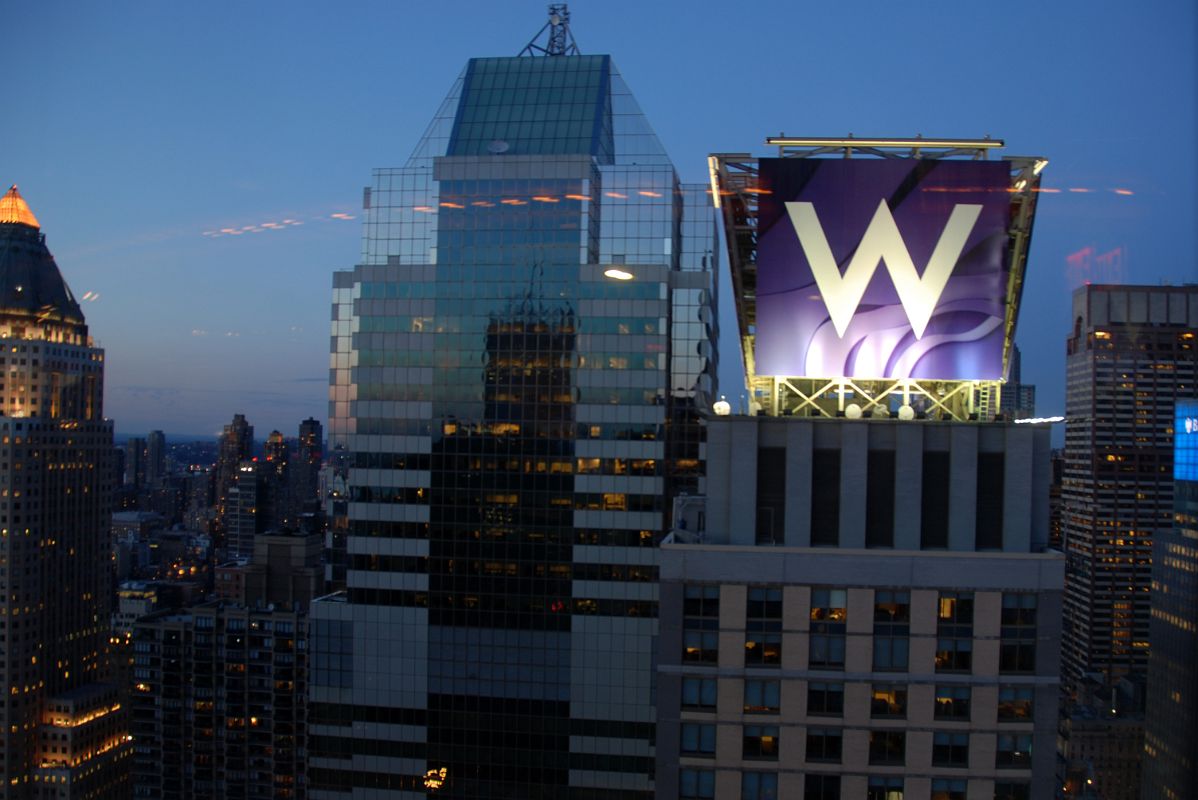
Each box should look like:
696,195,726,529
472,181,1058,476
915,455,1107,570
806,682,844,716
756,447,786,545
869,730,906,765
743,725,779,760
997,686,1034,721
870,685,907,718
873,590,910,670
993,782,1031,800
975,452,1005,549
867,776,905,800
931,779,966,800
874,636,909,671
680,723,715,757
934,686,971,720
810,589,846,669
741,772,778,800
744,679,780,714
678,768,714,799
932,732,969,767
936,638,972,672
866,449,896,547
874,590,910,625
1000,594,1037,674
681,677,716,709
683,585,719,664
805,728,842,763
996,734,1032,768
805,774,841,800
921,451,950,548
811,449,840,546
746,587,782,667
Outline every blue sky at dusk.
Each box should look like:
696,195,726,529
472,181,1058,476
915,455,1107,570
5,1,1195,437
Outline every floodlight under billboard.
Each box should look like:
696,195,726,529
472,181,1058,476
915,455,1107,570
755,158,1012,381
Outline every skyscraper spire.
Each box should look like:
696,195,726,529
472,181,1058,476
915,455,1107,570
520,3,580,56
0,185,41,228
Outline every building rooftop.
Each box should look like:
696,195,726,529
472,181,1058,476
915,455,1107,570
0,185,86,328
0,185,39,227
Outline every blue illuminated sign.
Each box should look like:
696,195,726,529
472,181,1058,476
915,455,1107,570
1176,400,1198,482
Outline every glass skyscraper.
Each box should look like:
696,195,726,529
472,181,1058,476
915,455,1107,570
309,39,717,799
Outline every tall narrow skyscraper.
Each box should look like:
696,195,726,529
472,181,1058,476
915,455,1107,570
0,186,129,796
309,10,717,797
146,429,166,487
216,413,254,536
1061,284,1198,690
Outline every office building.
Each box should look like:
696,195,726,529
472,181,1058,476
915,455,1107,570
216,531,323,610
1060,285,1198,691
0,185,130,796
658,141,1060,798
1142,398,1198,798
658,416,1062,800
309,8,717,797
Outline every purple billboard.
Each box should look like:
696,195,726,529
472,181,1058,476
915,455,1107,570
755,158,1012,381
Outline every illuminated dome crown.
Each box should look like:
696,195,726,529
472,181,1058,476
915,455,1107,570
0,186,87,335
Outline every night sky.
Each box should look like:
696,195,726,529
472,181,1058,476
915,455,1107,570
5,0,1194,437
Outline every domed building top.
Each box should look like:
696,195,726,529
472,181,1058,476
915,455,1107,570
0,185,87,336
0,185,40,228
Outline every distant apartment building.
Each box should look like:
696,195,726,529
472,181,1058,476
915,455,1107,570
131,604,307,800
656,415,1063,800
131,532,319,798
1061,285,1198,690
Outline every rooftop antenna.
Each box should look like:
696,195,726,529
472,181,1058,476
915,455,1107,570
520,4,580,56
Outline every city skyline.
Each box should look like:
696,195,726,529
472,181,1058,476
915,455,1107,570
5,0,1196,434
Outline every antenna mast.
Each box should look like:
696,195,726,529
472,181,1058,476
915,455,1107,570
520,4,580,56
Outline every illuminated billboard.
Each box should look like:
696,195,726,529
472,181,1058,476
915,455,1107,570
755,158,1012,381
1177,400,1198,483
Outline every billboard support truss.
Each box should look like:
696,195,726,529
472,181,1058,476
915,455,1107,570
712,136,1045,422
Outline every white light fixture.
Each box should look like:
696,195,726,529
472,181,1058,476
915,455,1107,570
844,403,863,419
897,404,915,421
707,156,721,210
1013,415,1065,424
603,268,634,281
1033,158,1049,175
712,396,731,416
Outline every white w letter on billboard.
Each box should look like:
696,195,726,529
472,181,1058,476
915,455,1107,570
785,199,982,339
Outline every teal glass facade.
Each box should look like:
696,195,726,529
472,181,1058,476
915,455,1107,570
311,51,717,799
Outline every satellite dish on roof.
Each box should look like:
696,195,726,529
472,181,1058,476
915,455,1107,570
487,140,510,154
